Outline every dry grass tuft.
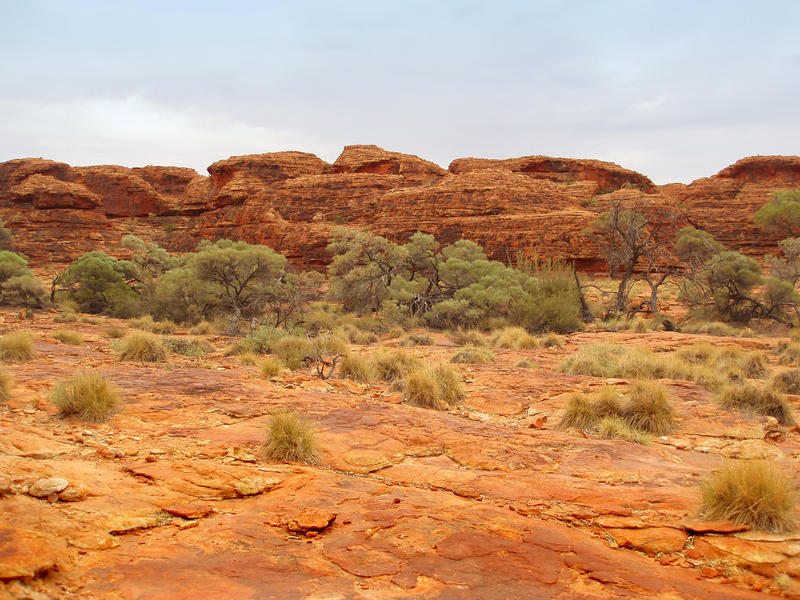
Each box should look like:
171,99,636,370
447,329,486,347
259,356,285,378
717,383,795,426
491,326,539,349
272,336,314,369
51,371,122,422
450,345,496,364
701,460,796,533
369,348,421,382
403,363,464,410
0,331,34,362
539,333,565,348
53,329,84,345
625,381,675,434
0,368,12,401
263,412,318,464
118,332,168,362
771,369,800,395
338,353,375,382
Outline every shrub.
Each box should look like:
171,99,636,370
54,312,78,323
259,356,285,378
51,371,122,422
700,460,796,533
1,276,47,308
263,412,318,463
450,346,496,364
560,392,597,430
369,348,421,382
103,326,125,338
402,333,435,346
780,343,800,366
339,353,375,382
189,320,215,335
625,381,675,434
0,368,12,401
403,363,464,410
717,383,795,425
0,331,34,362
162,336,214,357
540,333,565,348
598,415,649,444
771,369,800,394
490,326,539,349
272,335,314,369
448,329,486,347
118,332,167,362
238,326,288,354
558,344,660,379
53,330,83,345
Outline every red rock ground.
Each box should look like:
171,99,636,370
2,310,799,598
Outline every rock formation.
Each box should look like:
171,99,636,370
1,146,799,269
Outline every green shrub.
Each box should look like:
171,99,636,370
272,335,314,369
369,348,421,382
259,356,285,378
1,276,47,308
490,326,539,349
339,353,375,382
238,326,288,354
450,345,496,364
53,330,83,345
51,371,122,422
717,383,795,425
701,460,796,533
625,381,675,434
0,368,12,401
771,369,800,394
118,332,167,363
162,336,214,357
263,412,318,463
0,331,34,362
403,363,464,410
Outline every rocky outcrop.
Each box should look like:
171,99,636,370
0,148,797,269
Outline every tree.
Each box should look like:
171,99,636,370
754,190,800,237
188,239,288,331
120,235,173,297
58,252,140,316
591,198,682,315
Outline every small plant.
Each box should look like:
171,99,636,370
103,326,125,339
402,333,435,346
189,320,215,335
515,359,537,369
0,368,12,401
490,326,539,349
239,351,259,366
53,330,83,345
771,369,800,394
263,412,318,463
625,381,675,434
781,343,800,366
238,326,288,354
118,332,168,362
560,392,597,430
0,331,34,362
162,337,214,357
700,460,796,533
450,346,496,364
448,329,486,347
51,371,122,422
259,356,285,378
598,415,650,444
53,312,78,323
539,333,565,348
272,335,314,369
717,383,795,425
339,353,375,382
403,363,464,410
369,348,421,382
741,352,768,379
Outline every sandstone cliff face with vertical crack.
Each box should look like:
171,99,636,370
1,147,798,269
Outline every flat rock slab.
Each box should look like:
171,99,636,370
0,527,59,580
287,508,336,533
683,519,751,534
27,477,69,498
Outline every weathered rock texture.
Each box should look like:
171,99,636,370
1,148,798,269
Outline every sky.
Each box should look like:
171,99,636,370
0,1,798,184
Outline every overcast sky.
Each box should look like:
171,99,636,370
1,1,798,184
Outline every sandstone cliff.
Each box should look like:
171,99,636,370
1,147,798,269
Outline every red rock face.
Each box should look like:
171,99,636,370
0,149,797,269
